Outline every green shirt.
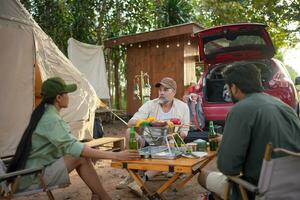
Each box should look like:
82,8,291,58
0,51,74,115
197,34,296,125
218,93,300,199
18,105,84,191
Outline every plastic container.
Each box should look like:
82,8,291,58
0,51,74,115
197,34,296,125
194,139,207,151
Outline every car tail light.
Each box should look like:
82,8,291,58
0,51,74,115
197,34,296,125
269,79,278,88
269,70,289,89
269,80,289,89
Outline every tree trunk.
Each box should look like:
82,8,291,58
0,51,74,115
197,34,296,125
113,54,120,109
105,49,112,104
96,0,107,45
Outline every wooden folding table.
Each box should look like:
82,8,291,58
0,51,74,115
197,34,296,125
111,151,216,200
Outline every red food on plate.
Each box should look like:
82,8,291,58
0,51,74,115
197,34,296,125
150,121,167,127
170,118,181,125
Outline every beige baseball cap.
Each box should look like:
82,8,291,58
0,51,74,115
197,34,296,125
155,77,177,91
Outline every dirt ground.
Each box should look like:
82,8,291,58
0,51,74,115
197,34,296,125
15,120,209,200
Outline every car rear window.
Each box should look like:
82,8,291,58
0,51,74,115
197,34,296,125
204,35,266,55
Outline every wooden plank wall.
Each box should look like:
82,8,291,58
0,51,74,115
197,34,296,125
126,36,191,115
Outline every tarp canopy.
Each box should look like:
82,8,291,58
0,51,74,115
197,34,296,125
0,0,98,157
68,38,110,99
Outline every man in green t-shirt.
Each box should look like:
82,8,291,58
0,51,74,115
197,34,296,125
198,62,300,200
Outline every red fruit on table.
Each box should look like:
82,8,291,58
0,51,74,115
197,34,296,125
170,118,181,125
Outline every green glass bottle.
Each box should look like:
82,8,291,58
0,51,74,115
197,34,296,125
129,127,138,150
208,121,218,151
174,133,182,147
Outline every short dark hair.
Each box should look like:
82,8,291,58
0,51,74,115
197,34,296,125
222,61,263,94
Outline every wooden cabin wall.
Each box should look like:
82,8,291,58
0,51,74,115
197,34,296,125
126,37,185,115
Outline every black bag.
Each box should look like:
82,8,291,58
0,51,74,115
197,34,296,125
93,117,104,139
184,130,208,143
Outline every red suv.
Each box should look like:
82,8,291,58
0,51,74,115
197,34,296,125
191,23,299,125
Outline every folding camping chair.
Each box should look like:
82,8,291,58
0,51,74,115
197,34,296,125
224,143,300,200
0,157,67,200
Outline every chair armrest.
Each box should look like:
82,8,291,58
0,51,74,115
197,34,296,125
2,157,13,167
0,166,44,182
227,176,258,193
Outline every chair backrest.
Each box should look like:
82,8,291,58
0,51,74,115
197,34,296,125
257,145,300,200
0,159,10,195
0,157,56,199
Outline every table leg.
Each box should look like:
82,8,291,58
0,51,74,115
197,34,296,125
174,174,194,192
155,173,180,197
128,170,180,200
174,155,216,192
127,170,152,195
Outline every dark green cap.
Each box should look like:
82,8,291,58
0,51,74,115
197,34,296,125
41,77,77,98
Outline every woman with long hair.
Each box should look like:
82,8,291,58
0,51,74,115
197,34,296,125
8,77,139,200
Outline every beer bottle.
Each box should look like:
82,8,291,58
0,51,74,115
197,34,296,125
129,127,138,150
208,121,218,151
174,133,182,147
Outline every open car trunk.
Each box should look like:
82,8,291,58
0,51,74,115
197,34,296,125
204,59,277,103
197,23,275,65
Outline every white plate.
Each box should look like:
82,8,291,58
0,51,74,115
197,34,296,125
191,151,208,158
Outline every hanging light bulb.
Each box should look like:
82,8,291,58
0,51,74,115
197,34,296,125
176,43,180,47
138,44,142,48
130,44,133,47
187,40,191,45
166,44,170,48
156,44,159,48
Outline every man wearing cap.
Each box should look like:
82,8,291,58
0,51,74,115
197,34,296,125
117,77,190,193
8,77,139,200
127,77,190,139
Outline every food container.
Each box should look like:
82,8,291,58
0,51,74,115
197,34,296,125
138,146,182,159
186,143,197,151
140,126,169,146
151,150,181,159
194,139,207,151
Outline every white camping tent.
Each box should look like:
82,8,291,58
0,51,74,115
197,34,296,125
0,0,98,157
68,38,110,99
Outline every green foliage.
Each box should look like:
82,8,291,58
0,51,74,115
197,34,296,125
98,0,156,40
156,0,193,27
29,0,73,54
191,0,300,49
95,0,157,108
68,0,98,44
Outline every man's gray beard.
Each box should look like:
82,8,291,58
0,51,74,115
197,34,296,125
158,97,168,104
